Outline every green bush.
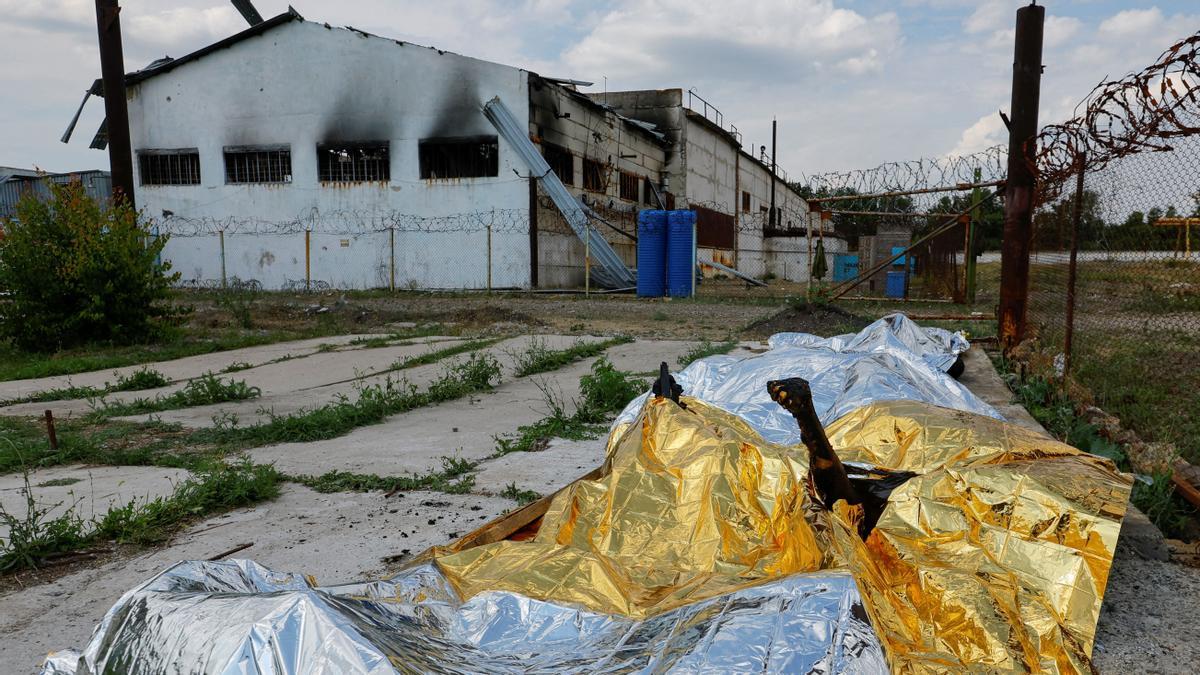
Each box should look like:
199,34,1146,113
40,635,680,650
0,180,183,351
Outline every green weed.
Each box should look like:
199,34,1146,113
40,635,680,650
2,366,172,406
90,373,260,418
289,456,476,495
500,483,541,505
194,353,501,448
677,339,737,368
510,336,632,378
0,454,280,572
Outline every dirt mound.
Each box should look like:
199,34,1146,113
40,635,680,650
743,304,869,339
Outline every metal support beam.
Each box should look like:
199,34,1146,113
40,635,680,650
94,0,134,208
998,3,1044,351
806,179,1005,203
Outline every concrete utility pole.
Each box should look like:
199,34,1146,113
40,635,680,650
95,0,135,208
998,3,1044,350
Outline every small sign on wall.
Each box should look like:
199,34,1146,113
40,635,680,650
340,239,350,247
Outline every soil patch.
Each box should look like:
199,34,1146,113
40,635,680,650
743,304,869,338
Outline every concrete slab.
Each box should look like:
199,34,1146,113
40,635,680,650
0,465,190,540
132,334,603,429
0,484,513,672
247,339,696,479
957,347,1044,432
0,333,396,403
0,337,463,419
473,437,608,497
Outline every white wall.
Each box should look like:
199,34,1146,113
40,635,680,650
128,19,532,289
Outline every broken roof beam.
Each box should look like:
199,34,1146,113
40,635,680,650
230,0,265,26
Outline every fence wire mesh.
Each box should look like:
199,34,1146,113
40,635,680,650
1028,33,1200,464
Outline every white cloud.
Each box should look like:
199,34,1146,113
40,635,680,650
1044,16,1082,49
949,112,1007,157
562,0,901,84
964,1,1010,35
1098,8,1164,38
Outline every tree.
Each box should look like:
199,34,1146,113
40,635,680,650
0,180,183,351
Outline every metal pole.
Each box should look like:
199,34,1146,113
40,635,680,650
998,3,1044,351
584,226,591,296
966,167,981,303
487,208,494,292
389,227,395,292
219,230,227,287
806,213,814,300
94,0,134,208
305,229,311,292
770,118,777,229
1063,157,1085,378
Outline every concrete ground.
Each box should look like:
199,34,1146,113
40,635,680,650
0,333,699,670
0,333,393,403
1,336,1195,672
0,465,190,542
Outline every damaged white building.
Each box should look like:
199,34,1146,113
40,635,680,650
116,8,843,290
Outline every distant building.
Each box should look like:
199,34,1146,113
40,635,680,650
0,167,112,220
99,8,838,290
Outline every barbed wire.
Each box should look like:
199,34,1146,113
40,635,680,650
1033,31,1200,202
155,207,532,237
796,146,1008,208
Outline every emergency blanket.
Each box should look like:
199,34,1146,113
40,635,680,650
43,317,1131,675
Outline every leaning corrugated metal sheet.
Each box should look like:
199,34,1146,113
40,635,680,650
41,314,1130,674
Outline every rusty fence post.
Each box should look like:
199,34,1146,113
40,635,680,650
219,229,227,288
389,226,396,292
1063,156,1086,378
304,228,311,292
998,3,1045,352
44,410,58,450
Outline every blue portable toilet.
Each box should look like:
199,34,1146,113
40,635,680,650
666,210,697,298
636,210,668,297
885,270,907,298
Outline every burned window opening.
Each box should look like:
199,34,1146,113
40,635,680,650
619,171,639,201
542,142,574,186
583,158,605,192
643,177,657,206
138,149,201,186
318,142,390,182
419,136,498,179
742,191,751,212
224,146,292,184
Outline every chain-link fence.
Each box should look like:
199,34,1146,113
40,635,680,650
1027,33,1200,464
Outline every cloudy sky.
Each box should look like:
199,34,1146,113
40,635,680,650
3,1,1197,178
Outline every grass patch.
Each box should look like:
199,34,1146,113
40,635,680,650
387,338,503,373
193,352,502,448
1003,366,1195,538
287,456,476,495
500,483,541,505
1,366,172,406
509,336,633,377
0,416,195,474
0,458,281,572
89,373,260,418
677,339,737,367
494,357,644,456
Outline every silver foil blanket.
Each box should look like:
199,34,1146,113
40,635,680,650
615,313,996,445
42,560,886,674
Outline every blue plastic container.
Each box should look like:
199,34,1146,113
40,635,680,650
666,210,697,298
833,254,859,282
885,270,907,298
636,210,668,297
